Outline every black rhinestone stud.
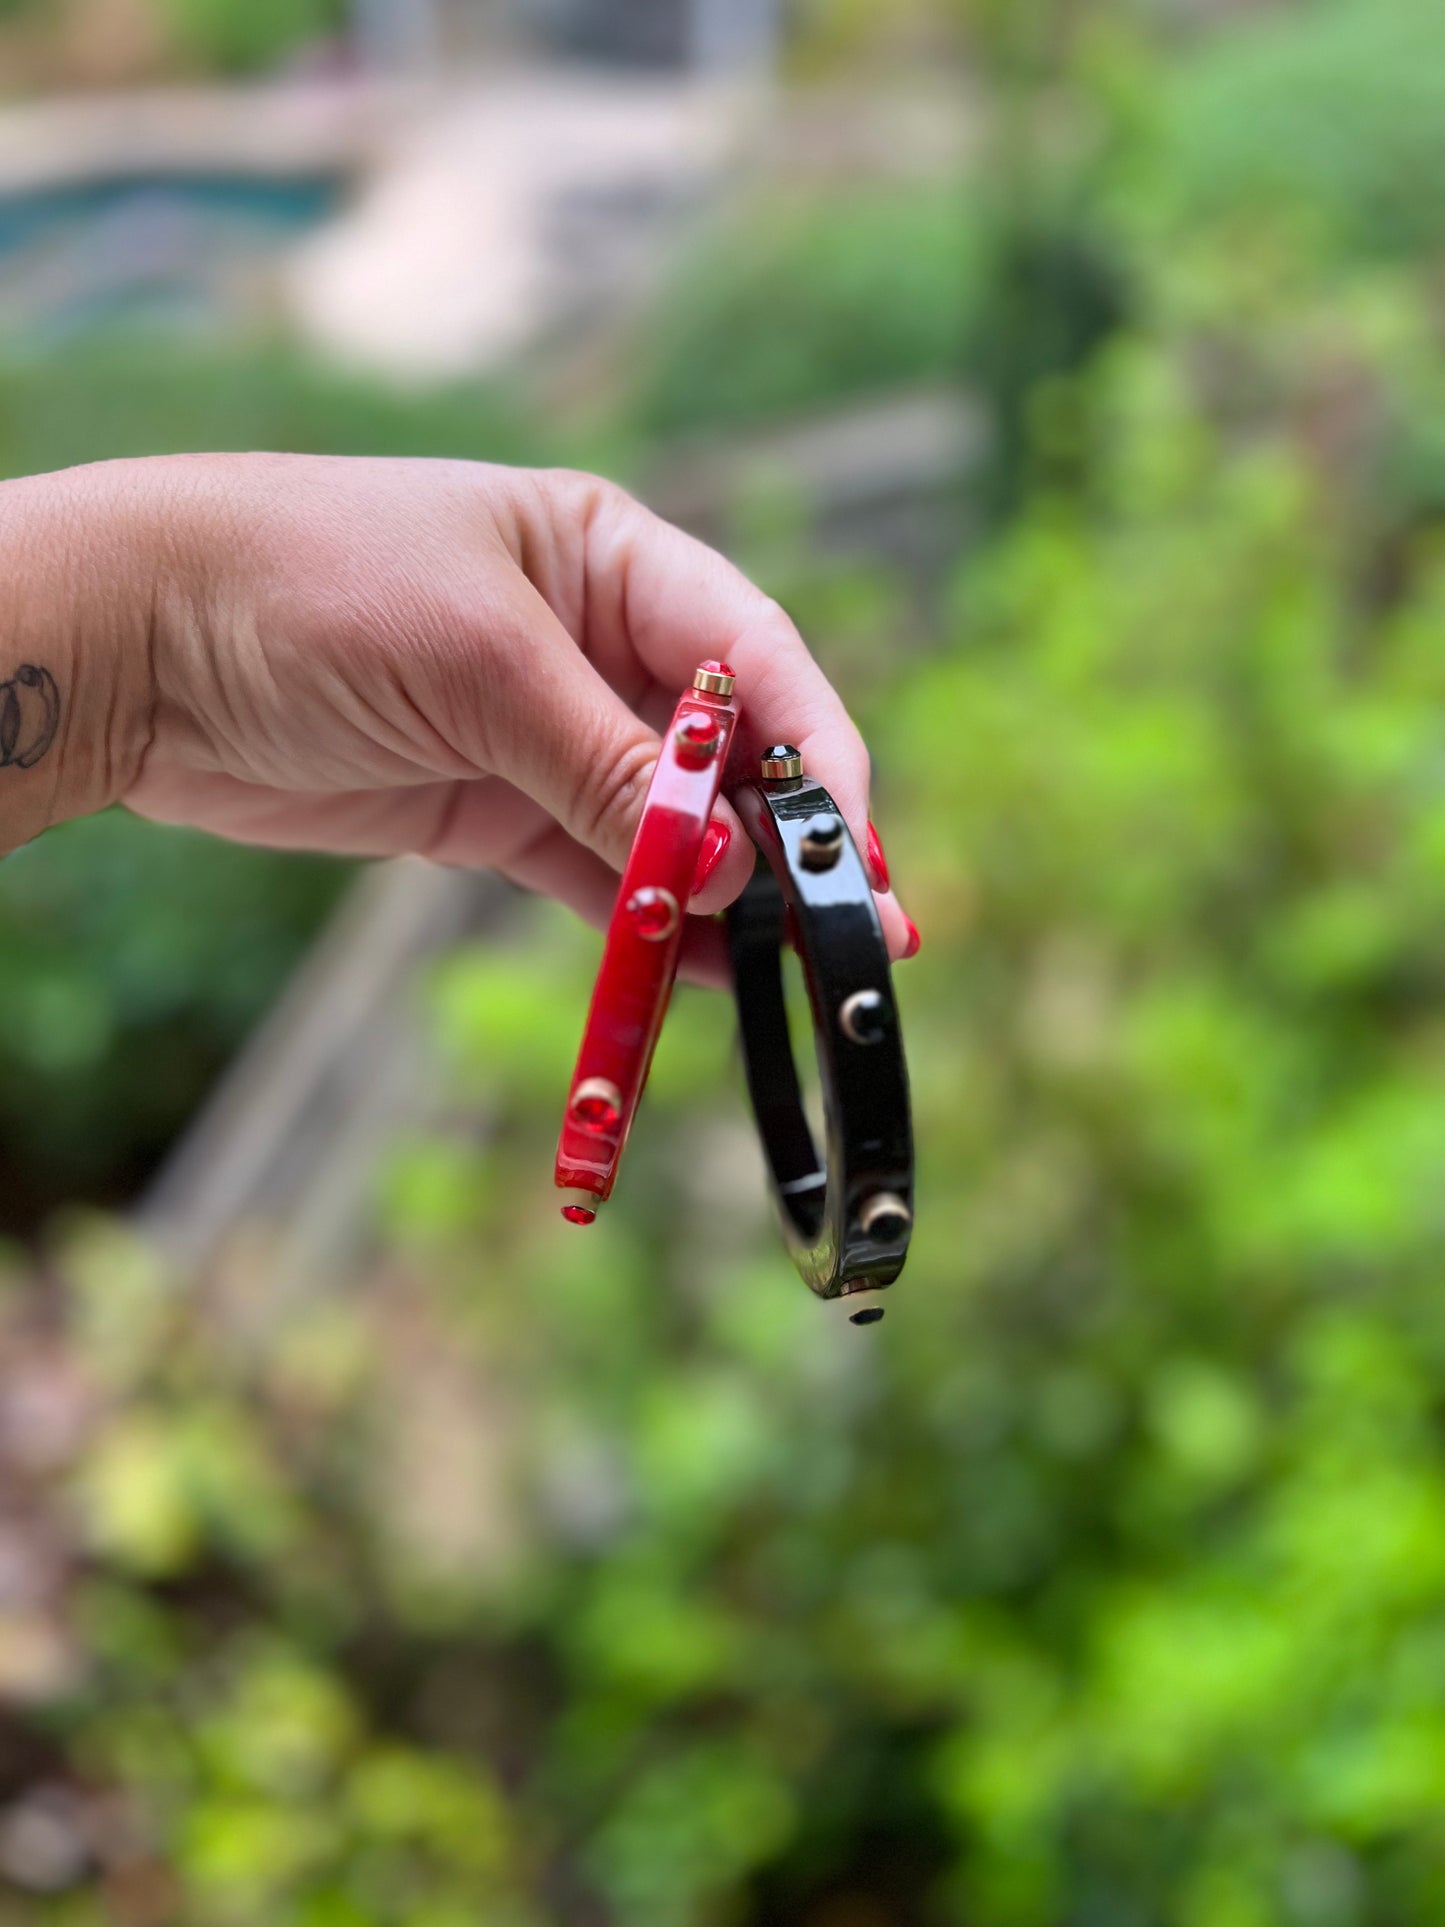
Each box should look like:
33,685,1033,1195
838,1285,889,1326
838,988,888,1045
859,1192,912,1242
799,812,845,871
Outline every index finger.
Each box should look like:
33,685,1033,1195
581,482,875,870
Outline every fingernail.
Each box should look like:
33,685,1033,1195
901,914,921,960
691,818,730,895
866,821,890,894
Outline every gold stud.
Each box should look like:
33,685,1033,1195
759,744,803,782
693,660,736,698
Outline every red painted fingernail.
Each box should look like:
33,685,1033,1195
691,818,730,895
866,821,890,894
901,914,921,960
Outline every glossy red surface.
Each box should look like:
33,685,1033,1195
866,820,890,894
555,673,739,1210
691,818,730,895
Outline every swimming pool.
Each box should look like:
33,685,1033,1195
0,170,342,341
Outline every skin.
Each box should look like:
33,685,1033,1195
0,454,912,979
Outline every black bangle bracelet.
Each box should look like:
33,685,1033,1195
727,746,914,1324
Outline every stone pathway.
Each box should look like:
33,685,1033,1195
284,69,749,379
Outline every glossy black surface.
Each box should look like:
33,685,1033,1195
728,773,914,1302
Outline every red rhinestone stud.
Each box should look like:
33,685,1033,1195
569,1076,623,1134
674,713,722,768
625,886,680,942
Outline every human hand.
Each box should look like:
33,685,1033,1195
2,455,917,976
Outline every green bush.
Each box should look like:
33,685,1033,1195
629,181,980,436
1149,0,1445,264
0,338,538,479
0,811,347,1224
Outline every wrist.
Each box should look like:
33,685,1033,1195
0,462,160,856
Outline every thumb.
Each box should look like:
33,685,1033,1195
484,587,661,874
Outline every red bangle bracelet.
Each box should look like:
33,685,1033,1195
554,661,739,1224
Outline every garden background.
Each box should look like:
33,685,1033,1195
8,1,1445,1922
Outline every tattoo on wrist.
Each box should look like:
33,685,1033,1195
1,664,60,770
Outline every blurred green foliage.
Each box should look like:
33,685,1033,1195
1151,0,1445,265
155,0,342,74
13,0,1445,1920
629,180,978,436
0,812,346,1220
0,340,538,476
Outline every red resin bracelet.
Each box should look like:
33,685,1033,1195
554,661,739,1223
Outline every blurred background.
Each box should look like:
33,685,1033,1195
7,0,1445,1920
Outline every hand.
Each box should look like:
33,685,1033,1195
4,455,916,975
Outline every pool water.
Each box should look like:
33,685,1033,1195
0,172,341,341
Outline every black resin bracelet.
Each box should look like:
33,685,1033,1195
727,746,914,1324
